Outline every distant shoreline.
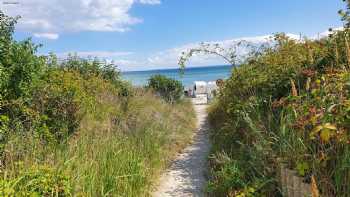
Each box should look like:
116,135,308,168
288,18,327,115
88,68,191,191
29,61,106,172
121,65,233,73
121,64,233,87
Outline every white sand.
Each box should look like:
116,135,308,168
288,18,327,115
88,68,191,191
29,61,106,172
152,103,210,197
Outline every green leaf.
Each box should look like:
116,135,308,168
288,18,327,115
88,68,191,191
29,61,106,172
296,162,309,176
0,115,9,122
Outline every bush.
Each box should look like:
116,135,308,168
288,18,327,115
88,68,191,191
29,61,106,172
0,11,45,101
147,75,183,103
0,11,197,196
0,10,127,144
0,11,48,148
30,70,86,142
58,54,123,87
0,164,72,196
207,30,350,196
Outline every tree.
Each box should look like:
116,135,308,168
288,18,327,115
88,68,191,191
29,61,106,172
60,54,122,87
147,75,183,103
0,10,18,58
339,0,350,28
0,11,18,99
0,11,45,100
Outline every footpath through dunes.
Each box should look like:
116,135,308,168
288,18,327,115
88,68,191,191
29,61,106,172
153,102,210,197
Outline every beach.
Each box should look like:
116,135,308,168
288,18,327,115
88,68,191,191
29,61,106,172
122,65,232,87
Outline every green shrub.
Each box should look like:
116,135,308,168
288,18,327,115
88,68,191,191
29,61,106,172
206,29,350,196
276,71,350,195
0,11,196,197
0,12,45,101
0,10,127,144
0,11,48,149
147,74,183,103
59,54,123,87
0,114,9,153
209,30,350,196
0,164,72,196
30,70,86,142
207,153,245,195
1,39,46,100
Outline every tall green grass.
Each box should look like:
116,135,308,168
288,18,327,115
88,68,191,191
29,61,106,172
0,10,196,196
2,89,196,196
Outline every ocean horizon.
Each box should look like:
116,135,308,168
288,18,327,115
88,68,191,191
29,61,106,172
121,65,233,87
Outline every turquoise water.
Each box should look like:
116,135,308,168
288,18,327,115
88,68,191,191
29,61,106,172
122,65,233,87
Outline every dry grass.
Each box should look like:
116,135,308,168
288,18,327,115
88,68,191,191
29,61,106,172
3,89,196,196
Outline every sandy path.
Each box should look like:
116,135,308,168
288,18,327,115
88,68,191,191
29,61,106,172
153,103,210,197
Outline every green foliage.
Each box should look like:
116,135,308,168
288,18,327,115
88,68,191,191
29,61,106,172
0,11,18,63
0,114,9,153
61,91,195,196
207,152,267,197
206,29,350,196
278,71,350,195
207,153,245,195
0,11,45,100
0,10,129,145
2,90,195,196
0,164,72,196
0,11,196,196
339,0,350,28
30,70,86,141
147,74,184,103
2,39,45,100
59,54,123,87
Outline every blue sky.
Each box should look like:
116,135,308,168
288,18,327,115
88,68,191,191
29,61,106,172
1,0,345,71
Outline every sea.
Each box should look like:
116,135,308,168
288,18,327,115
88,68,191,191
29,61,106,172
121,65,233,88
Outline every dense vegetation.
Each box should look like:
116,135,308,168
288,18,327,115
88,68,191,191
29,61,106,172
0,12,195,196
172,2,350,196
203,8,350,197
147,74,184,103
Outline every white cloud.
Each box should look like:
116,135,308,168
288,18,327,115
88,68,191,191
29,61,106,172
45,28,342,71
120,31,338,71
138,0,161,5
1,0,160,38
119,31,350,71
131,34,292,70
33,33,59,40
58,51,133,58
311,27,344,39
109,34,279,71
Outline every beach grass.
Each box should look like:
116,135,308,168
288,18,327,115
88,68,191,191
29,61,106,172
2,88,196,196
